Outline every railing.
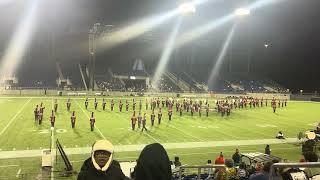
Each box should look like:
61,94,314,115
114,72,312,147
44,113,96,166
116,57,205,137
178,165,227,180
269,162,320,180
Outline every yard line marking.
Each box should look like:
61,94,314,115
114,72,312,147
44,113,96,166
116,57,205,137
51,98,55,180
0,165,19,168
162,121,204,142
0,98,31,138
70,160,85,163
144,132,160,143
74,99,106,140
0,138,300,158
179,116,233,141
16,168,21,178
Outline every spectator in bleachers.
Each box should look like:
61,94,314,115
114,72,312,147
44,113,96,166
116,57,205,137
237,162,249,180
173,156,181,168
303,151,320,178
205,160,214,178
232,148,241,166
265,145,271,155
215,152,225,165
254,162,263,173
77,140,127,180
249,161,273,180
214,159,237,180
134,143,172,180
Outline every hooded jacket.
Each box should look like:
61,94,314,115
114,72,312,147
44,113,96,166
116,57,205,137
134,143,172,180
77,140,126,180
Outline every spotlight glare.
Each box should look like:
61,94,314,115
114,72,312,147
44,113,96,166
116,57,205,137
178,2,196,15
176,14,234,48
208,24,236,89
96,10,178,51
152,19,181,89
234,8,251,16
0,0,39,77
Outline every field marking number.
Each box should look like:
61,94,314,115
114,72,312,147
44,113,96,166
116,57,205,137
256,124,277,128
38,129,67,134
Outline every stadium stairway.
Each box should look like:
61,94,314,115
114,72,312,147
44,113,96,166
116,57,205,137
165,71,189,92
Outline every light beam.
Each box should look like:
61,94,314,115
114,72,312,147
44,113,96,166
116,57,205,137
208,24,236,90
95,10,179,52
175,14,234,49
152,19,182,89
0,0,39,77
174,0,284,49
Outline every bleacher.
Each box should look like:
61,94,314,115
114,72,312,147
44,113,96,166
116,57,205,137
157,76,182,92
208,74,286,93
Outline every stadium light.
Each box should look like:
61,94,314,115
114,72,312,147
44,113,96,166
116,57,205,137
178,2,196,15
172,0,283,49
234,8,251,16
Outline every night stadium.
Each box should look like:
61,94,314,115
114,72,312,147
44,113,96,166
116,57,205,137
0,0,320,179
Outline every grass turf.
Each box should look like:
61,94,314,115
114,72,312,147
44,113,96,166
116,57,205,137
0,96,319,178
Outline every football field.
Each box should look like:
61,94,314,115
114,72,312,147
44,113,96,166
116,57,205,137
0,96,319,179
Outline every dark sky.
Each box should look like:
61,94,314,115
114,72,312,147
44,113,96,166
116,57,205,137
0,0,319,92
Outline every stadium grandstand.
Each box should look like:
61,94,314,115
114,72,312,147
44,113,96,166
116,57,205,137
0,0,320,180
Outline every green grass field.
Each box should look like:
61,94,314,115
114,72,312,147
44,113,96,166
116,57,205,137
0,96,319,179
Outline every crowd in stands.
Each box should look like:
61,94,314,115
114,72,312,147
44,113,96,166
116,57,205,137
157,77,182,92
123,80,147,92
97,79,125,91
78,140,320,180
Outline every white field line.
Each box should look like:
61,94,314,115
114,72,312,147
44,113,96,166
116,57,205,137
16,168,21,178
74,99,106,140
0,165,19,168
0,98,31,137
162,121,204,142
0,138,299,159
63,146,302,163
51,98,54,180
180,116,238,141
144,132,160,143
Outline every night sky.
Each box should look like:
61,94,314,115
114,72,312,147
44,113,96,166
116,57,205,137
0,0,319,92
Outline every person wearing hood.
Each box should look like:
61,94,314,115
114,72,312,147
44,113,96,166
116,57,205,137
77,140,127,180
134,143,172,180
